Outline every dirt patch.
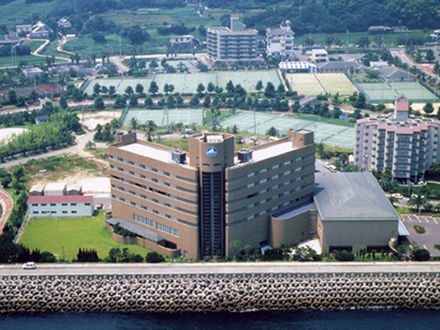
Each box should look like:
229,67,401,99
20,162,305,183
80,111,121,130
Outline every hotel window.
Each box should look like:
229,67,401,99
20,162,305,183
71,203,77,206
50,203,56,206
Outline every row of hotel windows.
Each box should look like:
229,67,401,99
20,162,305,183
110,155,194,183
133,213,179,237
32,210,78,214
110,165,195,194
243,156,308,179
111,175,194,205
245,195,310,222
31,203,91,206
112,194,186,223
111,181,195,217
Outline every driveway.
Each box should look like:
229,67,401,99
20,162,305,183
401,213,440,257
0,130,94,169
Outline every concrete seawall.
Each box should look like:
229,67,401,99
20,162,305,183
1,263,440,313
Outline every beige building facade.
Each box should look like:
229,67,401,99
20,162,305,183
108,129,315,259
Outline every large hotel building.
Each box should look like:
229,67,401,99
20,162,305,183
355,94,440,182
207,17,258,62
108,129,315,259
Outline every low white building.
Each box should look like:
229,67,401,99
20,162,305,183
311,49,328,63
57,17,72,29
16,24,32,35
279,61,316,73
44,182,66,196
28,195,94,217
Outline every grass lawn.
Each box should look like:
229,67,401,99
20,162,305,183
18,212,152,260
427,182,440,200
0,55,48,67
286,113,354,127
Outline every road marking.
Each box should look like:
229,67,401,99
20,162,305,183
418,218,422,223
434,219,438,225
425,218,430,223
423,244,428,250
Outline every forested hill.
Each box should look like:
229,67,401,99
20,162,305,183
218,0,440,35
3,0,439,36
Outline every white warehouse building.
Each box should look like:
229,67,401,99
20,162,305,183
28,195,94,217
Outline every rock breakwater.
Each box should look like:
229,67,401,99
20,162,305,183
1,272,440,313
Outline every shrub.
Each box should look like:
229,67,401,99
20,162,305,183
261,246,289,261
76,248,99,262
334,250,355,262
411,248,430,261
413,225,425,234
145,251,165,263
40,251,57,263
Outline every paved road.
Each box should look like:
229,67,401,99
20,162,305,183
402,213,440,257
0,130,94,169
2,262,440,276
0,188,12,234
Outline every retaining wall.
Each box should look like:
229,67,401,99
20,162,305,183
1,271,440,313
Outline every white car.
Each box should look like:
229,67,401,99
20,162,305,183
391,193,403,199
22,262,36,270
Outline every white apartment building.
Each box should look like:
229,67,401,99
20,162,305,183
266,20,295,59
207,17,258,62
355,94,440,182
310,49,328,63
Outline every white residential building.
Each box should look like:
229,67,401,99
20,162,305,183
266,20,295,59
28,195,94,217
207,17,258,62
57,17,72,29
355,94,440,182
310,49,328,63
16,24,32,35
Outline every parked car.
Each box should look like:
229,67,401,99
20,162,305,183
391,193,403,199
22,262,36,270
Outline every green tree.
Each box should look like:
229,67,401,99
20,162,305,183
144,96,153,107
135,83,144,94
255,80,263,93
129,95,138,107
226,80,235,95
197,83,205,96
94,96,105,110
93,83,101,95
210,107,221,131
145,251,165,263
149,81,159,95
130,117,138,130
264,82,275,98
108,86,116,96
266,126,279,137
125,86,134,96
13,167,24,181
8,89,17,105
408,191,427,214
207,82,215,93
426,49,435,62
203,95,211,107
59,95,68,109
411,248,430,261
423,102,434,114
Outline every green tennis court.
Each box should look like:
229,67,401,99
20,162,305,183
84,70,282,96
83,78,122,95
357,81,438,102
220,111,355,149
123,108,204,127
316,73,358,95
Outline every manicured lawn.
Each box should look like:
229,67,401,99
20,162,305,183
18,212,152,260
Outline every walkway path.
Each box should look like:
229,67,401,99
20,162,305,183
1,262,440,276
0,187,13,234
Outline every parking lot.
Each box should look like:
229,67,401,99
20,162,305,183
401,214,440,256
